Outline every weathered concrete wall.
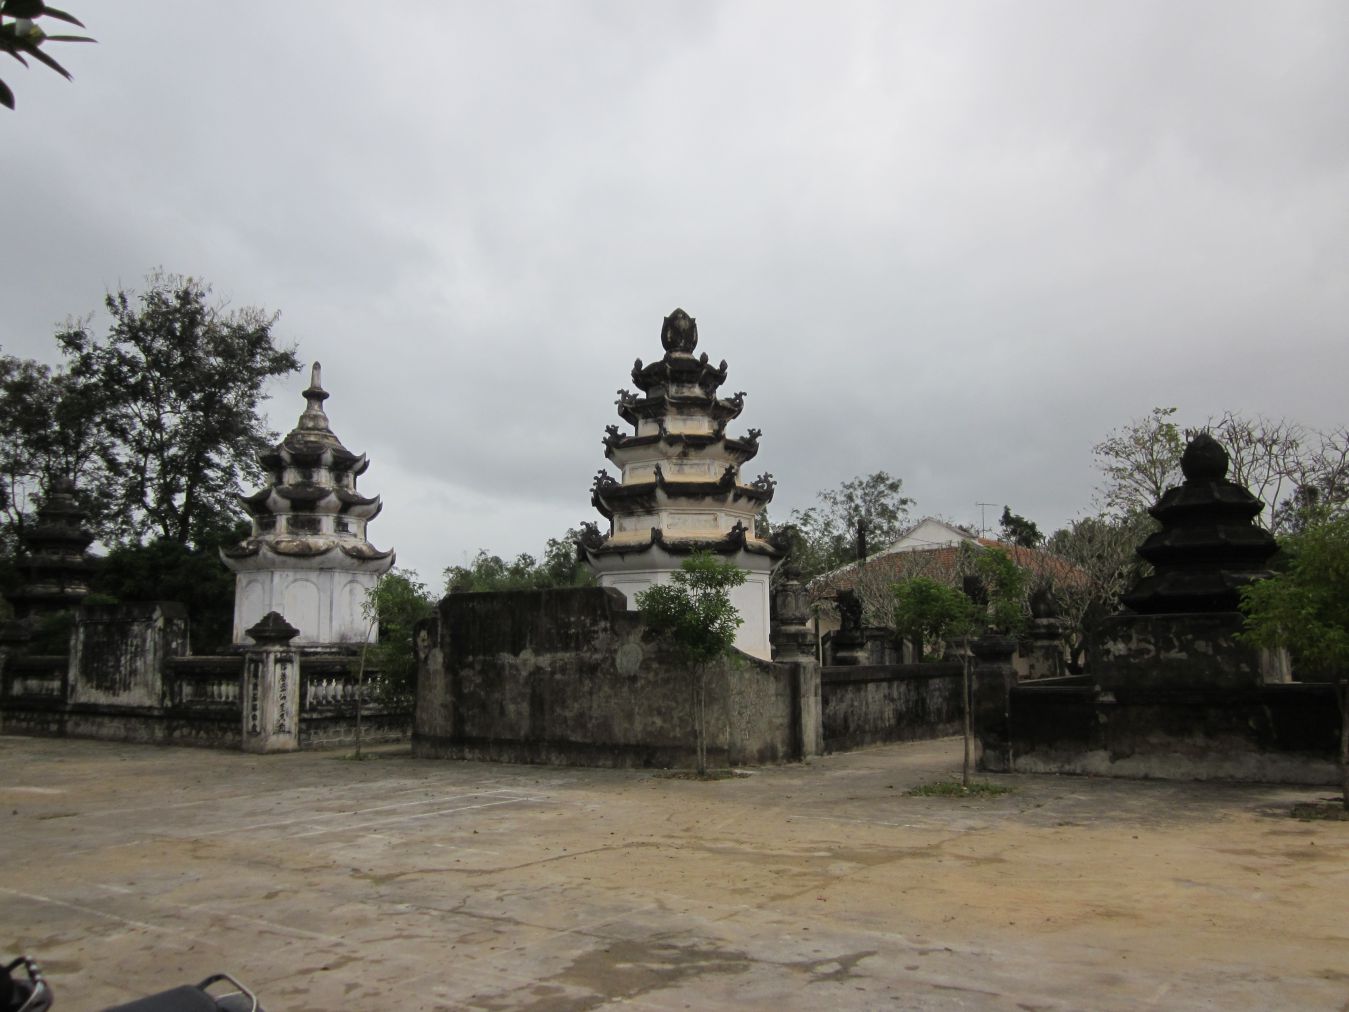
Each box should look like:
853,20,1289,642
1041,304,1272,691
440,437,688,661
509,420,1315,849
69,602,189,707
0,607,409,750
982,679,1340,784
821,663,964,752
413,586,815,769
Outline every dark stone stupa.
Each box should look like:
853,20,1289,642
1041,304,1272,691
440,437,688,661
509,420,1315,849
1121,432,1278,614
5,478,94,622
1096,431,1287,690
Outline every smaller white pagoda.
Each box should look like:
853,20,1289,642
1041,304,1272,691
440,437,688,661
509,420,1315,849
580,309,782,659
222,363,394,646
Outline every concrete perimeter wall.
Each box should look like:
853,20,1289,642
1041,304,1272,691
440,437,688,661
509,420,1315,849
822,663,965,752
984,678,1340,785
0,603,410,750
414,586,820,769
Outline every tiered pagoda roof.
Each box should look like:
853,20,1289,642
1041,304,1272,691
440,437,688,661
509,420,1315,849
1121,432,1278,614
582,309,781,561
222,363,393,567
5,477,94,619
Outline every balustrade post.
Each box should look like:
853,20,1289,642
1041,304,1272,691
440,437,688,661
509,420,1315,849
242,611,302,753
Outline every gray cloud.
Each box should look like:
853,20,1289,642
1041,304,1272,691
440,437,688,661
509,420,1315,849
4,1,1346,582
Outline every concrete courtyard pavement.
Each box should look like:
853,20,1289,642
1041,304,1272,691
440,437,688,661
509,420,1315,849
2,735,1346,1011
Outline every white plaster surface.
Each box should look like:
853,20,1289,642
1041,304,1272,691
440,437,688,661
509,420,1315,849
233,567,383,645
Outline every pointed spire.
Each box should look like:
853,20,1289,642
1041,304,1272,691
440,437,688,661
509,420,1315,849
297,361,331,432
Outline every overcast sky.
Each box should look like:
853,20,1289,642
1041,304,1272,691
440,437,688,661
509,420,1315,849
5,2,1347,583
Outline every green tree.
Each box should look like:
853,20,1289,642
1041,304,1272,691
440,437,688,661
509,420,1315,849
635,552,746,776
350,569,436,758
998,506,1043,548
788,471,914,577
1239,516,1349,810
57,271,301,547
0,1,92,110
444,527,596,593
963,545,1029,637
891,576,974,662
365,569,437,701
91,523,247,653
0,352,113,551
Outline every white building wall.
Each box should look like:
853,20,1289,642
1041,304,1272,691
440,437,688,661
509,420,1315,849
233,567,382,646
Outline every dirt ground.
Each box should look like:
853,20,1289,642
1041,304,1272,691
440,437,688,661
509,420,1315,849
2,734,1346,1011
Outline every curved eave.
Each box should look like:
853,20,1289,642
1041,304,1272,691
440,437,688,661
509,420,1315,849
1149,481,1266,520
616,392,745,427
22,528,94,552
591,476,774,518
221,538,395,563
239,487,383,519
581,526,783,560
604,432,761,467
631,355,728,395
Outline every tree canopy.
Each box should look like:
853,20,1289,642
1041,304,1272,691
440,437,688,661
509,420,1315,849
1239,515,1349,809
636,552,747,669
998,506,1043,548
1094,406,1348,533
787,470,914,577
1239,516,1349,680
891,576,974,662
362,569,437,701
636,552,746,775
53,272,301,547
444,527,596,594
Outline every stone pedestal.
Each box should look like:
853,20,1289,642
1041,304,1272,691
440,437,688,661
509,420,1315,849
971,634,1017,773
242,612,302,753
1096,611,1288,693
1022,616,1066,681
771,572,817,663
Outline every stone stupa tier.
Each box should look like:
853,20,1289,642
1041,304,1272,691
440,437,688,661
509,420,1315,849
222,363,394,646
5,477,94,621
581,309,782,659
1121,432,1278,614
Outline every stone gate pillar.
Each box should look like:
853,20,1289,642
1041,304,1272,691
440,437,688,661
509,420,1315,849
242,611,301,753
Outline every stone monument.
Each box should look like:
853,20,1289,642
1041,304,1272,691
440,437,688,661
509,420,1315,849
222,363,394,646
4,478,94,623
579,309,782,659
1098,431,1282,689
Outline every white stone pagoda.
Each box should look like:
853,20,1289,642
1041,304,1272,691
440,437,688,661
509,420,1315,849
222,363,394,646
580,309,782,659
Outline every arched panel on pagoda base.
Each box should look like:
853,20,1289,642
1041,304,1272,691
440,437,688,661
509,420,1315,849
230,557,390,647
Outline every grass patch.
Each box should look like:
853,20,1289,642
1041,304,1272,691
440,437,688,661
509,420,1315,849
1291,801,1349,821
906,779,1013,798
